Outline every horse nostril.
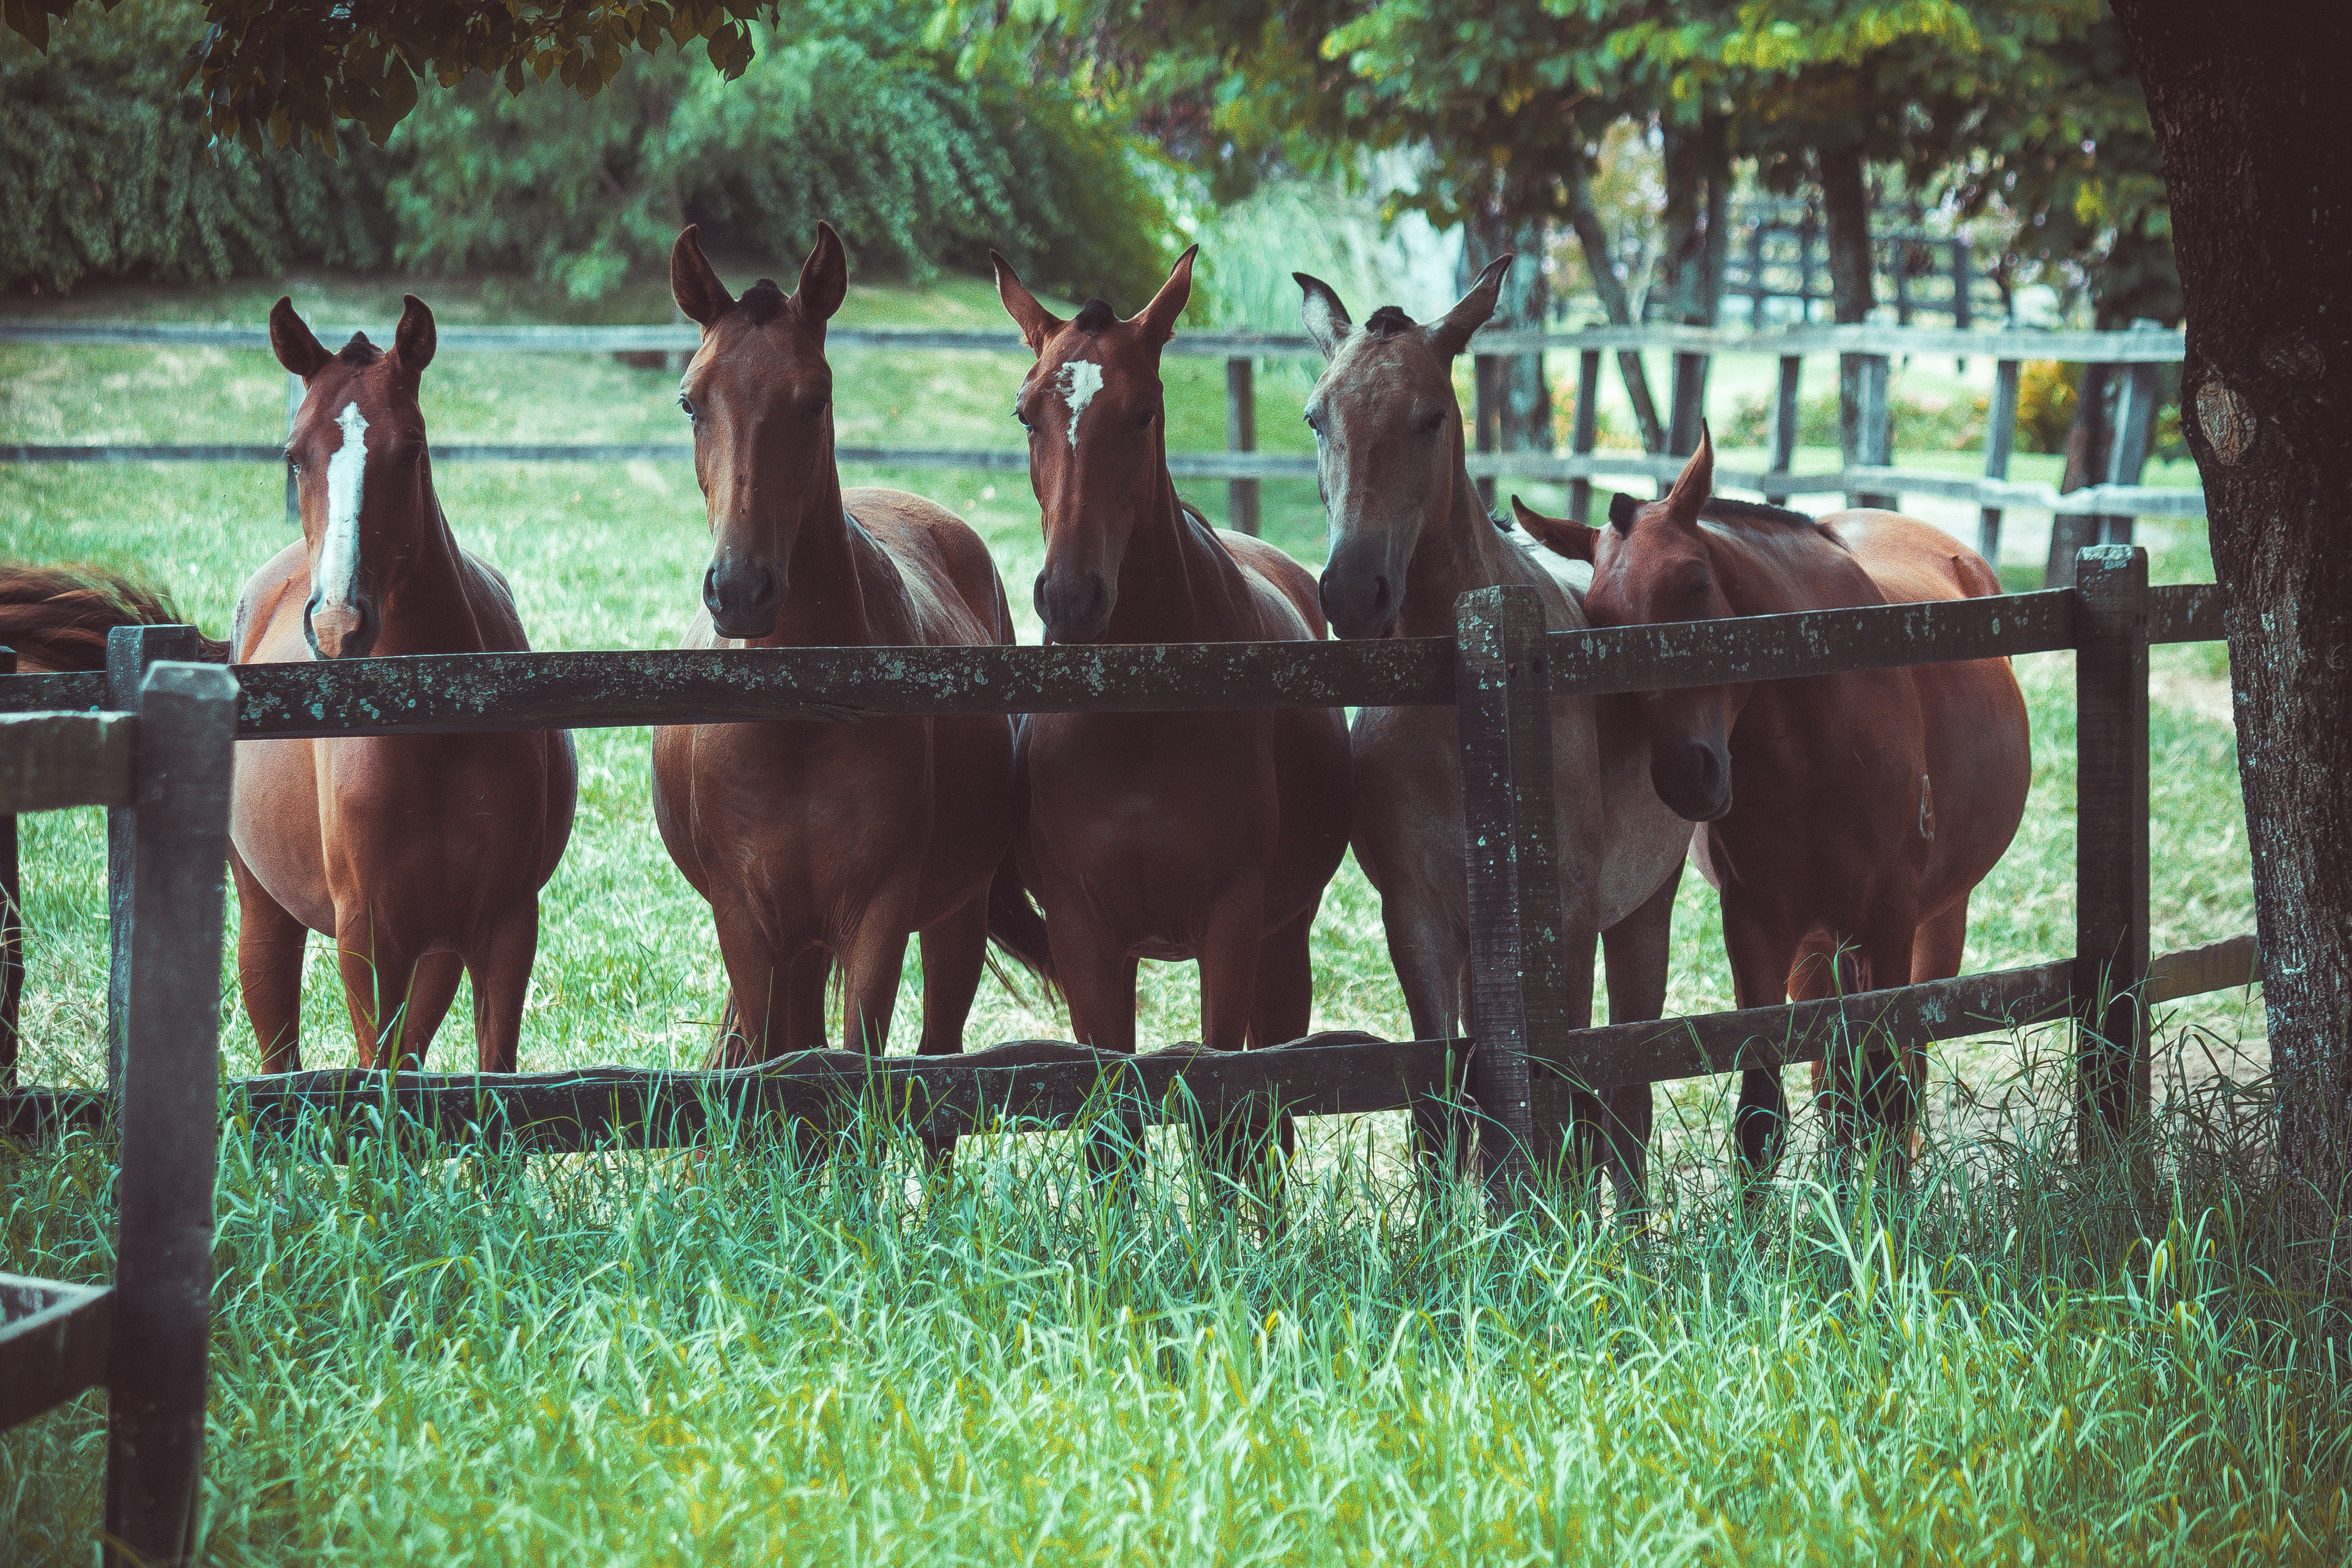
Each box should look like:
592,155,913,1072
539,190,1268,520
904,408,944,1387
1370,574,1392,614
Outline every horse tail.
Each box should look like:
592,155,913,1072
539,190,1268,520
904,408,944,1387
0,560,228,671
985,845,1060,1004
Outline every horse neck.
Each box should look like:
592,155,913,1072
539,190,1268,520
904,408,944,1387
755,435,873,647
1704,521,1876,618
1393,435,1526,638
372,460,490,656
1102,462,1256,643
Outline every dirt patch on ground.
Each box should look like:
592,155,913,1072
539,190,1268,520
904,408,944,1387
2153,670,2235,725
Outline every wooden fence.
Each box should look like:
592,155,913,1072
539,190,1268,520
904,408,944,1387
0,548,2258,1200
0,317,2197,553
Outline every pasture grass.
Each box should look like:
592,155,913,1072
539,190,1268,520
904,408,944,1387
2,269,2293,1563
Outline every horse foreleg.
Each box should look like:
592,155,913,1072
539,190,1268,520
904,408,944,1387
1721,900,1802,1186
1235,904,1315,1200
466,902,541,1074
711,900,812,1064
915,891,990,1168
397,953,466,1069
1822,920,1929,1185
1381,900,1474,1186
1045,909,1141,1181
1590,861,1684,1221
232,850,307,1074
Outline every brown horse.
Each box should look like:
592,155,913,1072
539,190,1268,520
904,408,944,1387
652,225,1031,1068
234,296,577,1072
991,246,1352,1156
1295,264,1690,1205
1516,429,2030,1171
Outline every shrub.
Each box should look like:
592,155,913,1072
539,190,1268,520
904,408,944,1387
1724,385,1989,453
2016,359,2080,454
0,0,392,294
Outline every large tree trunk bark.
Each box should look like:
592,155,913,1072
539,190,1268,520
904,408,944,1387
2112,0,2352,1239
1460,203,1552,454
1818,142,1878,476
1564,191,1666,452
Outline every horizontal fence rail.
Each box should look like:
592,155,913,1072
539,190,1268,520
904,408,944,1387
0,582,2230,736
2,316,2206,526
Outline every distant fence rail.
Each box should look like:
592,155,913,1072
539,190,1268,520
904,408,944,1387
0,317,2201,541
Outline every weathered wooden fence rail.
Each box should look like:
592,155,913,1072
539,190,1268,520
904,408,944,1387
0,559,2254,1195
0,317,2200,544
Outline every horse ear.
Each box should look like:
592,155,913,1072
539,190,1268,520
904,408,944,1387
393,294,436,374
1664,423,1715,520
1295,272,1352,359
1510,495,1598,562
991,250,1064,356
270,297,333,380
671,225,735,328
1608,492,1640,532
1426,254,1511,359
1134,244,1198,347
796,221,848,324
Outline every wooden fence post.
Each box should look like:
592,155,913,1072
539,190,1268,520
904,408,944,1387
1568,350,1601,524
1224,355,1260,537
1844,353,1896,510
2074,545,2151,1155
1,645,18,1090
1454,585,1572,1208
1669,353,1708,458
104,662,236,1568
1767,356,1802,507
2100,336,2161,549
105,623,199,1096
1979,358,2021,568
1950,241,1974,333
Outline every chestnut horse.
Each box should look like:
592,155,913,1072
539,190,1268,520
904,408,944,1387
653,225,1031,1068
1295,263,1689,1205
1517,430,2030,1171
235,296,577,1071
991,246,1351,1170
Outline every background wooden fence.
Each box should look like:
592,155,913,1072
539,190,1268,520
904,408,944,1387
0,317,2196,555
0,548,2258,1200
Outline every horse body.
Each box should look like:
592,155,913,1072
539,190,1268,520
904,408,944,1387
1524,433,2030,1168
233,297,577,1072
995,247,1351,1063
1294,267,1689,1200
652,225,1020,1064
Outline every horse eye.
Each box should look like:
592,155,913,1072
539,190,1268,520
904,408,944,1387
1014,403,1032,430
1424,410,1445,433
678,394,697,420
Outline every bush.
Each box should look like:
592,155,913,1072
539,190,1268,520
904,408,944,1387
2017,360,2079,454
0,0,392,294
1724,385,1989,454
2,0,1172,306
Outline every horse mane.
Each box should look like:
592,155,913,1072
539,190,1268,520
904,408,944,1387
1363,305,1416,339
738,279,789,324
0,561,229,672
1071,298,1119,335
1699,497,1836,535
337,333,382,366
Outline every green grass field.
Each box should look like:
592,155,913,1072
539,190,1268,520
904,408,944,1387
5,269,2326,1565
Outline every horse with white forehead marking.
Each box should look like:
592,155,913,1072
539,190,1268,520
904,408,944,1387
991,245,1352,1195
1297,262,1690,1210
653,225,1044,1091
230,295,578,1071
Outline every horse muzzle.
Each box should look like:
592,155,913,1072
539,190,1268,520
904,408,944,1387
1318,545,1398,640
304,593,377,660
1652,738,1733,823
1035,565,1113,645
705,558,783,641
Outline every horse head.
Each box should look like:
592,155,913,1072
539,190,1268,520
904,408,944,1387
670,222,848,641
271,294,438,660
992,245,1195,645
1295,258,1510,640
1517,428,1742,823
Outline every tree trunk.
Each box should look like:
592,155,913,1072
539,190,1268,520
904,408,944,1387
1564,191,1666,451
2112,0,2352,1240
1819,142,1877,475
1460,203,1552,452
1661,117,1731,453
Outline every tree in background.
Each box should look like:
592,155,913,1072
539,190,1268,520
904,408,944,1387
2108,0,2352,1251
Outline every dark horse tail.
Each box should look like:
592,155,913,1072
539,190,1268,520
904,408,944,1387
0,561,229,672
985,845,1060,1005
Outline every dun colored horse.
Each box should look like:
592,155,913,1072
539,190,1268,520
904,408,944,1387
1296,263,1689,1204
237,296,578,1071
653,225,1034,1067
992,245,1351,1169
1516,430,2030,1170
